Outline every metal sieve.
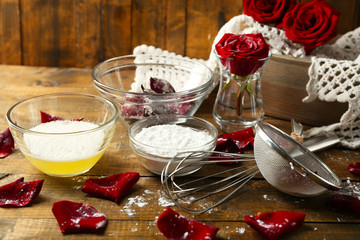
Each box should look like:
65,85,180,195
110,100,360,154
254,121,342,197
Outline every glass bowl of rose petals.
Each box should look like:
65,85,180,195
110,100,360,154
91,54,214,129
6,93,118,177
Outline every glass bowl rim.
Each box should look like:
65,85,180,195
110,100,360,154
91,54,214,96
6,92,119,136
128,114,218,160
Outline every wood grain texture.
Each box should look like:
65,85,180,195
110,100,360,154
20,0,77,66
0,65,359,239
164,0,186,55
75,0,102,68
102,0,132,59
0,0,21,65
0,0,359,67
131,0,166,49
262,55,348,126
186,0,244,59
1,219,360,240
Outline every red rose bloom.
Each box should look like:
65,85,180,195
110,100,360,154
282,0,340,54
243,0,296,24
215,33,269,77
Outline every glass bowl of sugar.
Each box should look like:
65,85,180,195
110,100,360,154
6,93,118,177
128,115,218,176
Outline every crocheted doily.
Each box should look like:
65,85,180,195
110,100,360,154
132,46,210,92
303,54,360,149
133,15,360,149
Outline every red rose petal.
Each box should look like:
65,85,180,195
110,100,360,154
0,127,15,158
141,84,156,94
122,78,194,119
215,33,269,76
120,103,152,120
243,0,296,24
166,102,193,115
140,77,176,94
0,177,44,207
212,139,242,164
347,162,360,177
81,172,140,203
217,128,254,149
52,200,107,234
212,128,254,164
327,194,360,217
282,0,340,54
157,207,219,240
244,211,305,240
150,77,176,94
40,111,84,123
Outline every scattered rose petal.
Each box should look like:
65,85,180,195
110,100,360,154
217,128,254,149
157,207,219,240
40,111,83,123
81,172,140,203
244,211,305,240
327,194,360,217
212,139,242,164
215,138,242,154
0,177,44,207
52,200,107,234
0,127,15,158
213,128,254,164
347,162,360,177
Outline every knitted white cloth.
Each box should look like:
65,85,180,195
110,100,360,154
133,15,360,149
303,33,360,149
132,46,210,92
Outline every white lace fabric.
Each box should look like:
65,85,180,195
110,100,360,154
303,54,360,149
132,46,209,93
133,15,360,149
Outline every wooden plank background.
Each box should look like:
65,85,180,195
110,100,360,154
0,0,359,68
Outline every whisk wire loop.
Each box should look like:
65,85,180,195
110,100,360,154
161,150,258,214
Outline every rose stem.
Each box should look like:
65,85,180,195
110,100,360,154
236,86,244,116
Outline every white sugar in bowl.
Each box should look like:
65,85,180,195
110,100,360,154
129,115,218,175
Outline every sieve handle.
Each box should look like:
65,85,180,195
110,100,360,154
303,133,340,152
291,119,303,136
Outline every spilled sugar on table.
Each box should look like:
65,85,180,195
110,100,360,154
0,65,359,240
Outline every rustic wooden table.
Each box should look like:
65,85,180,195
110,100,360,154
0,65,359,239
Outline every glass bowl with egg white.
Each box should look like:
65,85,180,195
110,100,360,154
6,93,118,177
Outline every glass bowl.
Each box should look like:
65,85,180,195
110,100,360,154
128,115,218,176
6,93,118,177
92,55,214,129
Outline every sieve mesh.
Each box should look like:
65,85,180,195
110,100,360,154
254,122,341,197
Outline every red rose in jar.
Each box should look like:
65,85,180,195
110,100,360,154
243,0,296,24
215,33,270,77
282,0,340,54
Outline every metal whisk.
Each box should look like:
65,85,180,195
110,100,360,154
161,151,258,214
160,121,341,214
